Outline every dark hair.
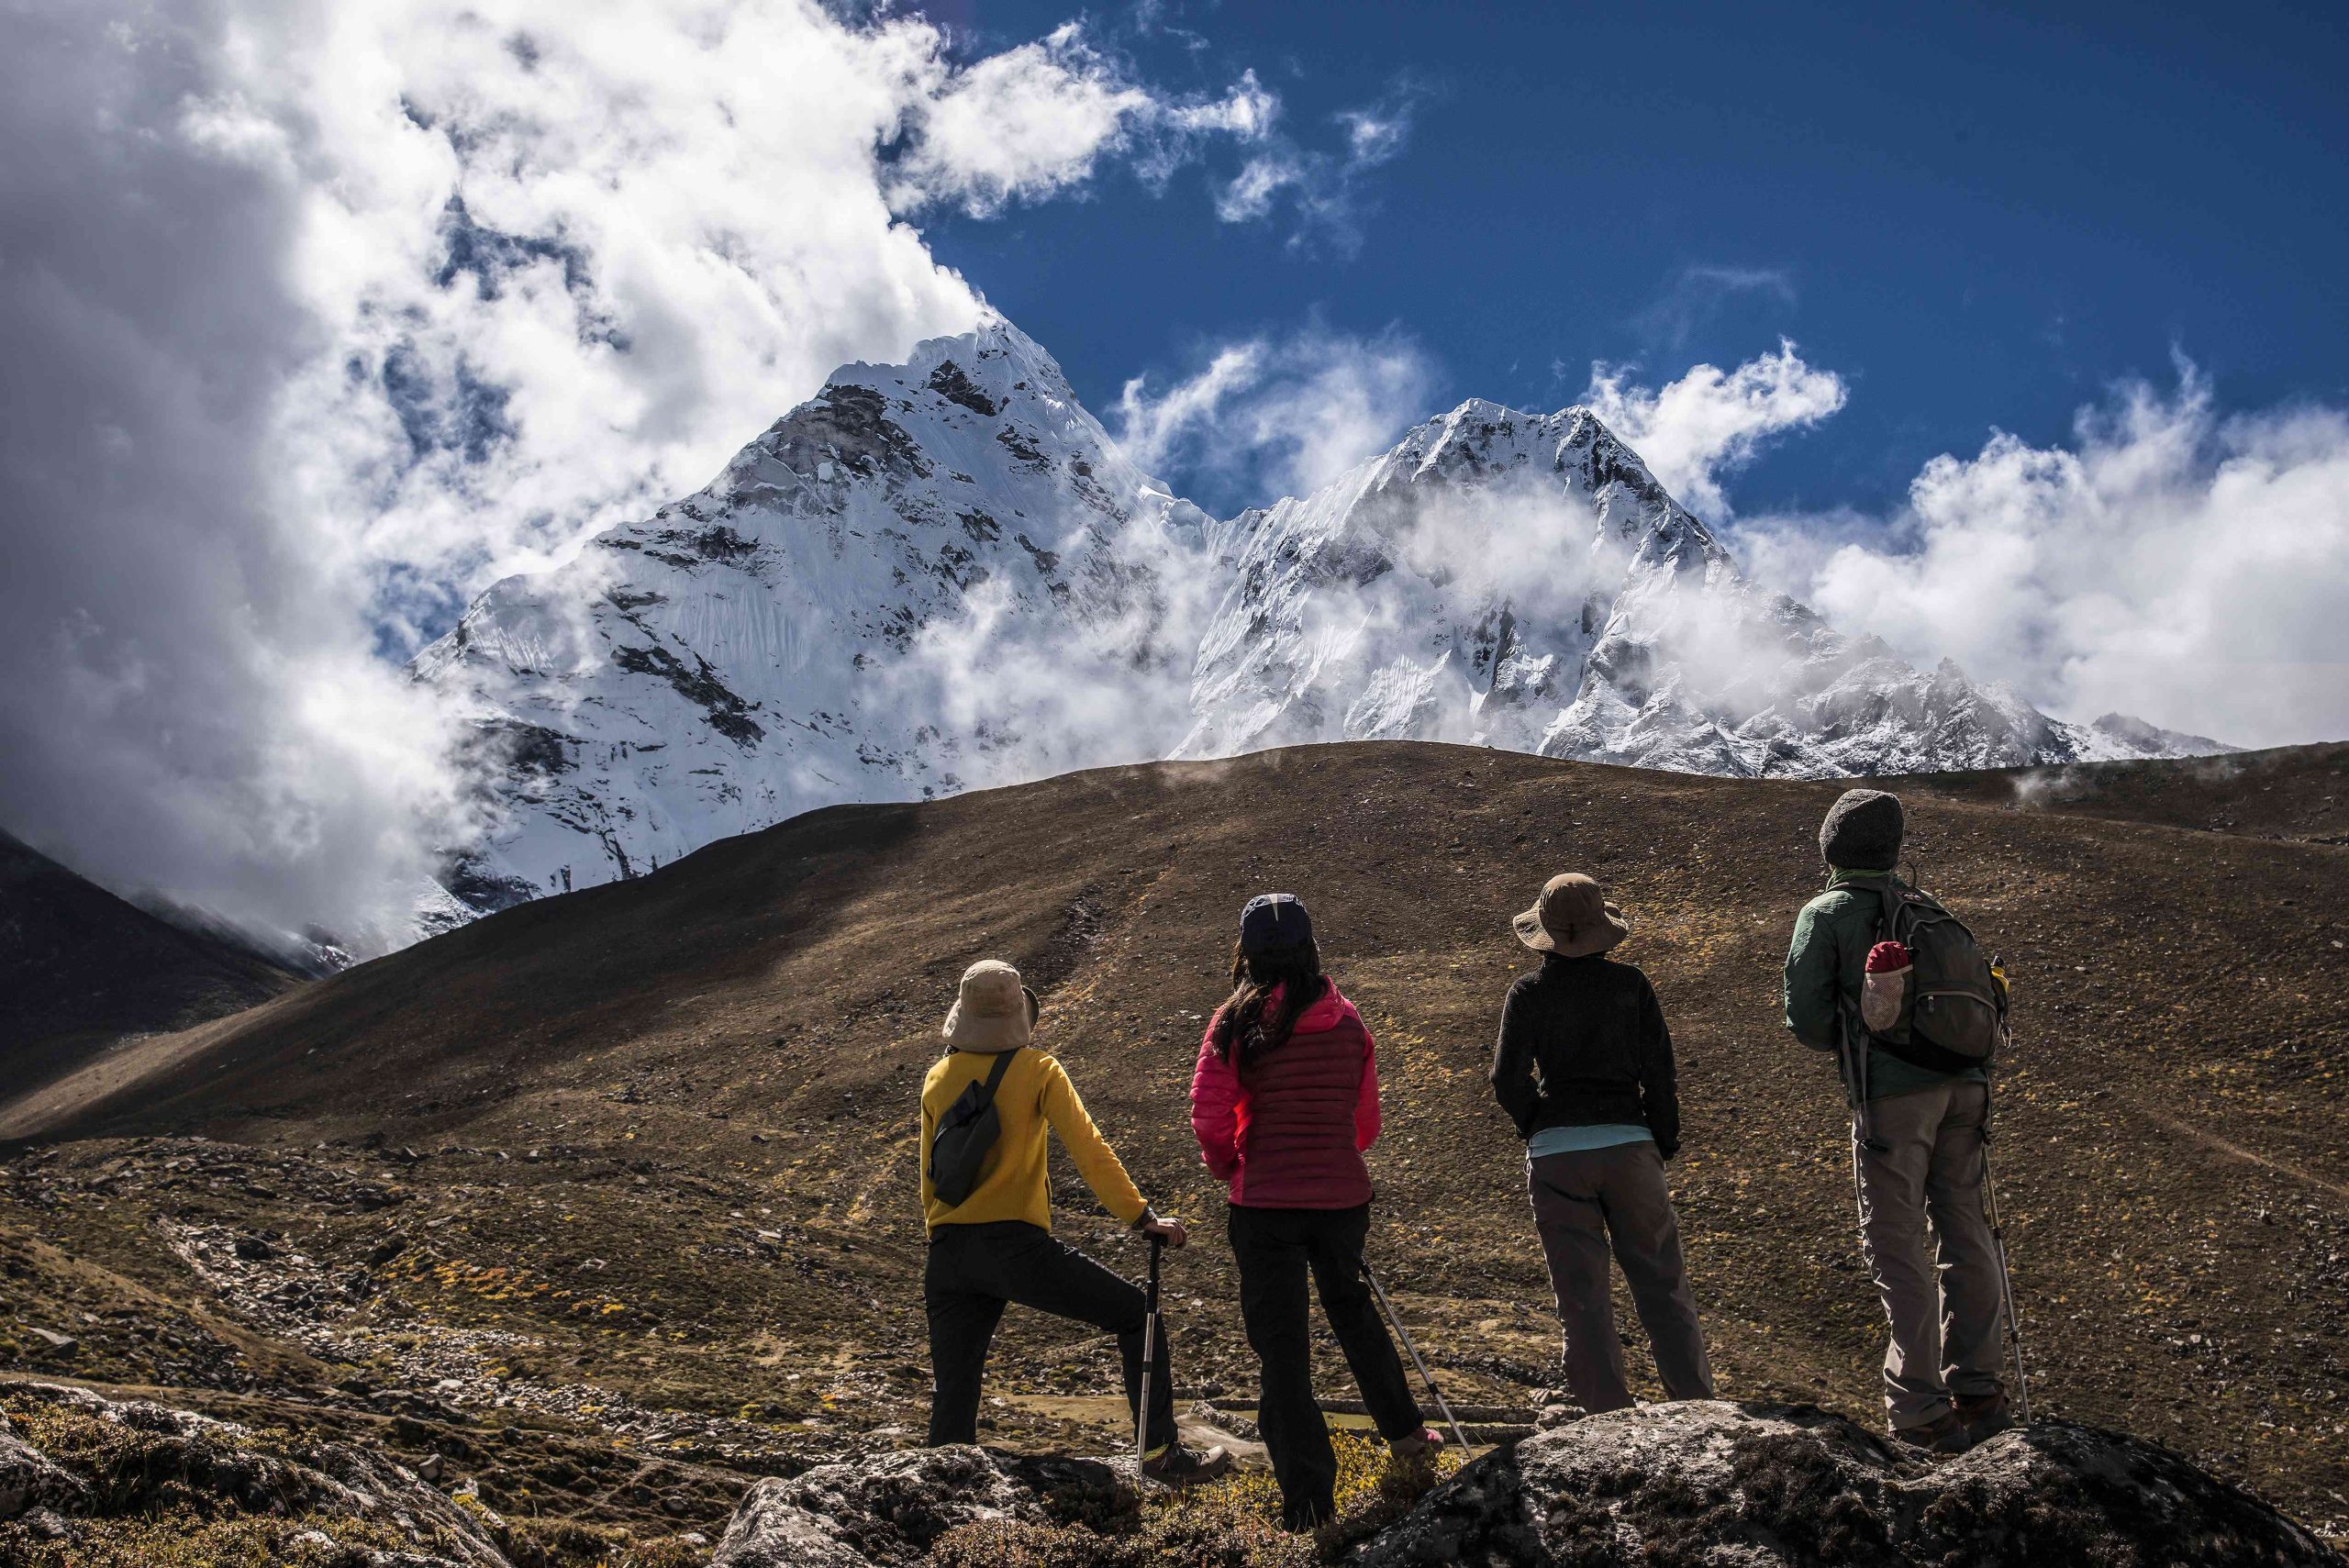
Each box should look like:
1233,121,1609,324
1209,937,1327,1066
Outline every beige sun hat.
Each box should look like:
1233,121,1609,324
941,959,1041,1051
1512,873,1632,957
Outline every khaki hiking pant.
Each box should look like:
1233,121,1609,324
1854,1080,2007,1429
1529,1142,1715,1414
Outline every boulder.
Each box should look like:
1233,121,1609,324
1356,1400,2343,1568
0,1414,86,1521
0,1382,512,1566
709,1445,1125,1568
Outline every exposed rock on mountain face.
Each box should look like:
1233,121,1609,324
1358,1402,2340,1568
418,316,2222,925
417,317,1207,914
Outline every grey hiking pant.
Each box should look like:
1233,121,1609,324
1854,1080,2007,1429
1529,1142,1715,1414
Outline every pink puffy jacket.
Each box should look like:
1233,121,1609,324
1189,981,1381,1209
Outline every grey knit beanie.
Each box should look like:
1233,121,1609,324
1820,788,1904,871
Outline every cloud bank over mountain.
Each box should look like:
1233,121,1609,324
0,0,1297,949
1731,362,2349,751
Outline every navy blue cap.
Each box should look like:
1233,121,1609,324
1239,893,1313,954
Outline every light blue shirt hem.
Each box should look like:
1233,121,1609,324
1526,1123,1653,1158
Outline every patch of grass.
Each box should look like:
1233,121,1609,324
0,1513,448,1568
496,1516,710,1568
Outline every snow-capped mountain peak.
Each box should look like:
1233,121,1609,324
415,315,2223,935
415,310,1208,918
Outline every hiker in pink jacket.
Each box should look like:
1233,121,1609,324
1189,893,1442,1530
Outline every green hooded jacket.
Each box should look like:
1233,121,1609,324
1782,868,1988,1103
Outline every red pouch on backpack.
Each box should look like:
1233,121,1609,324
1862,940,1911,1034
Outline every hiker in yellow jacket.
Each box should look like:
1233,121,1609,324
919,960,1229,1484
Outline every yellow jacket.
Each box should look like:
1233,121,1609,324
918,1047,1148,1233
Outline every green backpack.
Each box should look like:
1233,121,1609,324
1860,878,2009,1074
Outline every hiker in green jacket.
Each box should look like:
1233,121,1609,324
1783,789,2010,1454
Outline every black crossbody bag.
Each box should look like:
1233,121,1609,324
930,1049,1019,1207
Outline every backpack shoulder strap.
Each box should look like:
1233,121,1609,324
941,1047,1020,1111
1855,875,1903,943
979,1047,1019,1098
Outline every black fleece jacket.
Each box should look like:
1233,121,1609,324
1489,952,1682,1157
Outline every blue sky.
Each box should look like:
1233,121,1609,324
917,0,2349,518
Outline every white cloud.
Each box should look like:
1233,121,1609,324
1116,326,1440,505
1339,107,1409,164
1215,155,1299,223
1208,83,1419,251
0,0,1277,949
1630,263,1797,350
892,25,1154,216
1738,363,2349,749
1580,341,1849,517
891,27,1279,215
1161,68,1282,142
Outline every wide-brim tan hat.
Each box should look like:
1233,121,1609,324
1512,873,1631,957
941,959,1041,1051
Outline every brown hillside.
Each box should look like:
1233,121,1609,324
3,741,2345,1542
0,827,302,1096
1905,740,2349,844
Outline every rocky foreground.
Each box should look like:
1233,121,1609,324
6,745,2347,1562
698,1402,2343,1568
0,1380,529,1566
1355,1403,2343,1568
15,1381,2310,1568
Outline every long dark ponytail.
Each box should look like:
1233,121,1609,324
1209,937,1327,1067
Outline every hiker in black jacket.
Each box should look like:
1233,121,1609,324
1490,873,1714,1415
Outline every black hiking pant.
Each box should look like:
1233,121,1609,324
1228,1202,1422,1529
924,1219,1174,1450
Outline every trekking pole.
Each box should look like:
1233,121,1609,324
1135,1235,1164,1473
1837,1018,1879,1230
1980,1099,2032,1426
1362,1257,1473,1453
1836,1032,1864,1223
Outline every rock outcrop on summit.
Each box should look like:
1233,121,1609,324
417,314,2223,929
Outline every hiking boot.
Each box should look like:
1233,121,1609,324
1890,1412,1971,1456
1954,1390,2013,1443
1141,1440,1231,1488
1388,1425,1446,1468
